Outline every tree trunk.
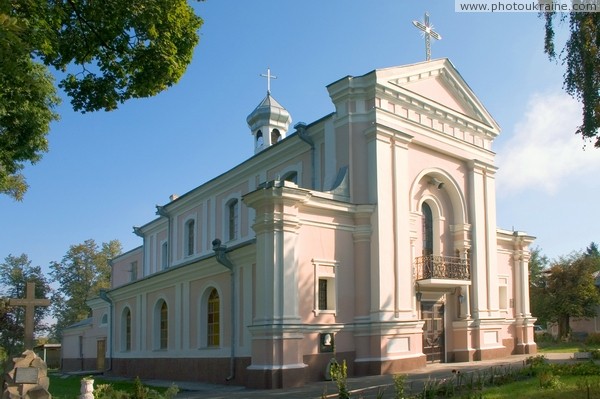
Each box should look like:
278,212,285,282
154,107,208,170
558,315,571,340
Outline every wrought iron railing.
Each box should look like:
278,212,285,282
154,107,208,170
414,255,470,281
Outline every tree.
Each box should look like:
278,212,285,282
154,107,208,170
0,254,52,355
543,10,600,147
528,247,550,325
0,14,60,201
0,1,203,200
585,241,600,259
50,239,121,339
542,252,600,339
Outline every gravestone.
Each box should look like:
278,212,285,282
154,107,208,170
2,350,51,399
8,282,51,350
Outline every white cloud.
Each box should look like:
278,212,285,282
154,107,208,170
496,91,600,195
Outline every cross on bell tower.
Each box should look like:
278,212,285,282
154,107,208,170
260,67,277,94
412,12,442,61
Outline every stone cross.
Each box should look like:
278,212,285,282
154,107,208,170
260,67,277,94
8,282,50,349
412,12,442,61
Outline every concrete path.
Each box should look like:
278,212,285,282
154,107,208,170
138,353,573,399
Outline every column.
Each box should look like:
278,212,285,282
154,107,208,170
243,182,308,389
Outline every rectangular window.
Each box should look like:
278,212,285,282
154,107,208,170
161,242,168,269
130,261,137,282
186,220,195,256
498,277,509,311
313,259,339,315
228,200,239,241
318,279,328,310
125,311,131,351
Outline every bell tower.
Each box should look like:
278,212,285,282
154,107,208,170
246,68,292,154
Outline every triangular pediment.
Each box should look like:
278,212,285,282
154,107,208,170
378,59,500,134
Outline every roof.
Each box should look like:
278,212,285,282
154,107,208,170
63,317,93,330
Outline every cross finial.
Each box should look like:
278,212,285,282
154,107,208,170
260,67,277,94
412,12,442,61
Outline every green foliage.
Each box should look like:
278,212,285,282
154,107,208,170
543,12,600,147
0,254,52,355
525,354,548,368
50,239,121,340
528,247,550,325
329,359,350,399
0,12,60,200
533,252,600,339
392,374,407,399
538,370,562,390
585,332,600,346
0,0,202,199
48,374,177,399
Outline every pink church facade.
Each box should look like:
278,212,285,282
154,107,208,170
62,59,536,389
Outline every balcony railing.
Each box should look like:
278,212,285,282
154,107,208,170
414,255,470,281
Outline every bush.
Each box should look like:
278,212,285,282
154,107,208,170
525,355,547,368
94,378,178,399
585,332,600,345
392,374,407,399
538,370,562,389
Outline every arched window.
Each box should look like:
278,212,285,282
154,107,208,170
227,199,239,241
121,307,131,351
281,171,298,184
155,300,168,350
185,220,195,257
422,202,433,257
256,130,264,147
207,289,220,347
271,129,281,144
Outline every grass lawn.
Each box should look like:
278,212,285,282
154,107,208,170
482,375,600,398
48,373,172,399
537,340,600,353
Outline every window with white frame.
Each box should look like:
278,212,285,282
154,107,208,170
207,288,220,347
498,276,509,311
184,219,195,257
161,241,168,269
121,307,131,351
312,259,339,315
154,299,168,350
130,261,138,281
226,199,239,241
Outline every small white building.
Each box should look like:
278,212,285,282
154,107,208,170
62,59,536,389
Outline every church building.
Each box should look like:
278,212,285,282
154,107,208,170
61,58,537,389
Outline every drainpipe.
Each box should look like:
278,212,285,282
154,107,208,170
212,238,235,382
98,289,113,372
295,122,316,189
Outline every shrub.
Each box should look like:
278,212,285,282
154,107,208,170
94,378,178,399
525,355,548,368
538,370,562,389
584,332,600,346
329,359,349,399
392,374,407,399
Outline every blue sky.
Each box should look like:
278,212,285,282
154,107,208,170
1,0,598,275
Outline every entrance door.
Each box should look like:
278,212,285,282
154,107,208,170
422,302,445,362
96,339,106,371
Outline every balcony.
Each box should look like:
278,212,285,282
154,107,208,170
414,255,471,288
